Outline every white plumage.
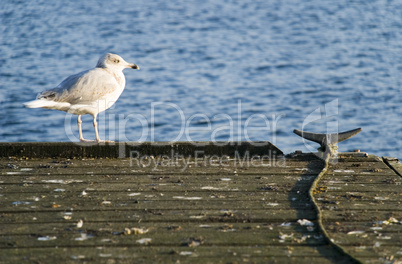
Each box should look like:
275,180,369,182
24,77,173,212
24,53,139,142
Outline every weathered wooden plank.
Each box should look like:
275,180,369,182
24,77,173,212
0,191,307,203
0,157,386,169
0,230,328,248
0,142,284,159
0,222,307,235
1,193,400,212
0,209,318,224
1,182,400,195
0,245,397,264
1,170,399,184
0,167,316,176
0,246,355,264
2,221,401,237
1,209,399,226
1,173,399,184
383,156,402,177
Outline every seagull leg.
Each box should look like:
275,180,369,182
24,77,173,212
77,115,87,142
92,114,114,143
92,114,101,142
78,115,105,143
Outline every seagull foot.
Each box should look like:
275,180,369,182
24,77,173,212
96,140,115,143
79,138,115,143
80,138,95,143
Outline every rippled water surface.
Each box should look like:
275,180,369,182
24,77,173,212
1,0,401,157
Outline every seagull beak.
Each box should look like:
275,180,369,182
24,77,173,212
130,64,140,70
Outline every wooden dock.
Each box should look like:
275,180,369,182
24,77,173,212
0,142,400,263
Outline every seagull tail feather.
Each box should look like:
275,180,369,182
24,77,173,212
24,99,62,109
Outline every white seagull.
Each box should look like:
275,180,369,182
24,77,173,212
24,53,139,142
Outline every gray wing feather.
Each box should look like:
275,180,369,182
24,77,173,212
37,68,119,104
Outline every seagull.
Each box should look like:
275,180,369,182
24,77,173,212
24,53,139,142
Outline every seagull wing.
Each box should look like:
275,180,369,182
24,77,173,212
38,68,120,105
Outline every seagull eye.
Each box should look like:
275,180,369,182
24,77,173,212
114,59,120,63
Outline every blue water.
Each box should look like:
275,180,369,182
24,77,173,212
1,0,401,157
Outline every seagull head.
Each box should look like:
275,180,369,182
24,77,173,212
96,53,139,70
